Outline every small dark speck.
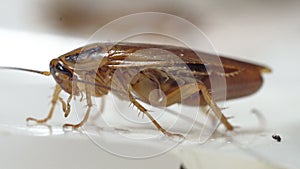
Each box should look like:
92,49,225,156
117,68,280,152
272,134,281,142
180,164,187,169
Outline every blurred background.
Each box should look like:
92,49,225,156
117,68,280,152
1,0,299,53
0,0,300,169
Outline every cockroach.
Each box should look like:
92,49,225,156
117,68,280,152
0,42,271,137
272,134,281,142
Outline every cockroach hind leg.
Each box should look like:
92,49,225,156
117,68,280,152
220,106,229,110
220,115,234,131
226,115,235,120
128,88,185,139
197,83,234,131
200,106,209,114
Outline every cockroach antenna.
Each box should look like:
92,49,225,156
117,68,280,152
0,66,51,76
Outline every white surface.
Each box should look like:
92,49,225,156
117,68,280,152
1,1,300,169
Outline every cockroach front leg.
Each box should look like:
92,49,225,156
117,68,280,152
63,83,92,129
128,87,184,138
26,85,62,124
59,95,72,118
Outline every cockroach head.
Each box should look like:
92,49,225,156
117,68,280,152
50,59,72,77
50,58,79,95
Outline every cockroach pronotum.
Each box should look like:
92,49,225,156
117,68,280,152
0,42,271,137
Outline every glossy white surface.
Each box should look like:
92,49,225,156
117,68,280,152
1,1,300,169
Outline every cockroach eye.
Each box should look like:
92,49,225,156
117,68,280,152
56,63,64,71
56,62,72,77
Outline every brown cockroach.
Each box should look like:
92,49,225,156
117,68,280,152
0,42,271,137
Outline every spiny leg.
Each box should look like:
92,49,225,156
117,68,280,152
128,88,184,138
63,83,92,129
26,85,62,124
200,106,217,123
200,106,225,123
163,83,234,131
197,83,234,130
130,68,233,131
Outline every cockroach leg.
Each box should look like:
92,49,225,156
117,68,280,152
128,87,184,138
26,85,62,124
63,83,92,129
200,106,209,114
59,97,67,113
197,83,234,131
64,95,72,117
58,95,72,117
200,106,220,123
90,96,105,123
165,83,234,130
79,92,85,102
